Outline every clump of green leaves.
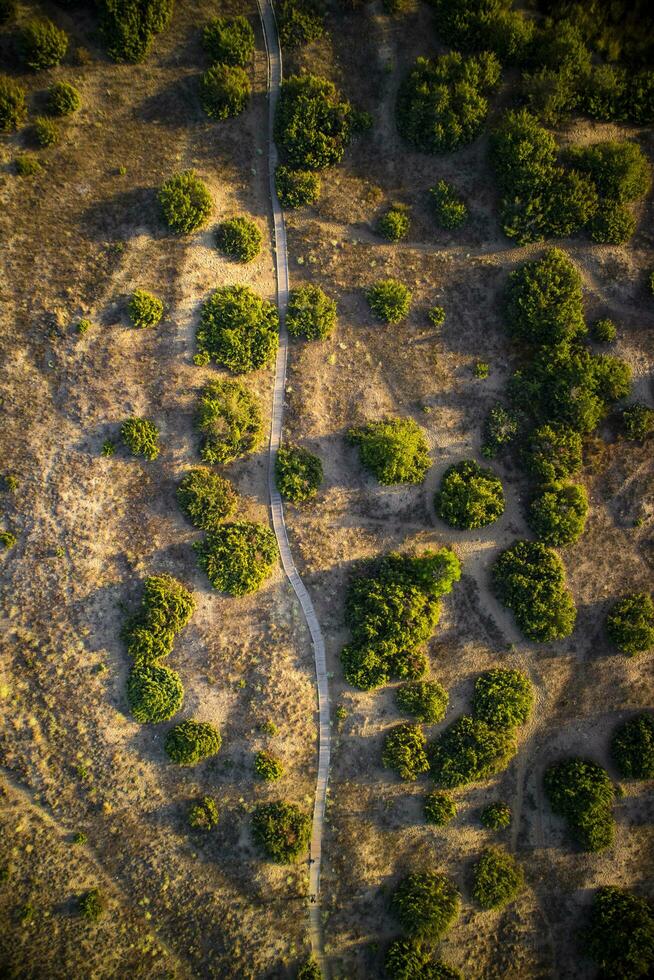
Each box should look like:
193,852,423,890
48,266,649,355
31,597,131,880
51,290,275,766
200,64,250,120
203,15,254,67
215,217,262,262
378,204,410,242
34,117,59,148
275,74,351,169
611,714,654,780
591,318,617,344
47,81,80,116
297,957,322,980
583,886,654,980
396,679,448,723
100,0,172,62
275,166,321,208
128,289,164,328
385,940,462,980
188,795,219,829
472,668,534,730
348,417,429,485
159,170,212,235
428,306,446,328
287,284,336,340
606,593,654,656
194,521,278,596
275,444,323,503
197,284,279,373
622,403,654,441
492,540,576,642
528,481,588,547
435,459,504,530
251,801,311,862
121,417,160,460
524,424,583,483
165,720,222,765
424,791,456,826
429,716,517,788
391,872,460,941
0,76,26,132
472,847,524,910
429,0,533,63
19,18,68,70
382,724,430,781
177,467,237,530
430,180,468,230
15,154,42,177
482,405,521,458
127,662,183,723
278,0,325,48
504,248,585,346
196,379,264,464
0,530,16,550
79,889,104,921
481,801,512,830
124,573,195,663
367,279,412,324
544,757,615,852
254,750,284,781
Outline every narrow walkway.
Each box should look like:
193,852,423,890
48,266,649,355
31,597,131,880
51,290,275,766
256,1,330,973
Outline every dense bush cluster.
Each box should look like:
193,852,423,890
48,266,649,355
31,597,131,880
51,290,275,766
583,887,654,979
492,540,576,642
197,284,279,373
275,74,351,170
194,521,278,595
275,166,321,208
125,574,195,663
382,724,430,781
159,171,212,235
385,940,462,980
472,847,524,910
251,801,311,862
128,289,164,328
340,549,461,690
397,52,500,154
275,444,323,503
504,248,585,346
177,467,237,530
121,417,160,461
0,76,26,132
215,217,262,262
481,801,512,830
523,424,582,483
100,0,173,63
430,180,468,230
391,872,460,942
348,416,430,486
606,593,654,656
396,679,448,724
254,750,284,781
203,16,254,67
424,791,456,826
366,279,412,324
435,460,505,530
165,720,222,765
544,757,615,852
200,64,251,120
622,403,654,441
47,82,80,116
286,284,336,340
429,715,517,788
566,141,651,245
528,481,588,547
34,117,58,148
188,795,219,830
128,662,183,723
429,0,533,63
278,0,325,48
472,668,534,730
19,18,68,70
611,714,654,780
378,205,410,242
196,379,263,464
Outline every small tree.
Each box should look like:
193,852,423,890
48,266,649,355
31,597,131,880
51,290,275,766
203,15,254,67
197,284,279,373
196,379,263,464
275,444,323,503
606,593,654,656
286,284,337,340
492,540,576,642
504,248,586,346
254,750,284,781
528,481,588,547
215,217,262,262
424,791,456,826
382,724,430,781
47,81,80,116
582,887,654,979
429,716,517,788
100,0,173,63
472,847,524,910
275,74,351,169
430,180,468,229
544,757,615,852
165,720,222,765
524,424,583,483
435,460,504,530
19,18,68,70
611,714,654,780
481,801,512,830
188,796,219,830
159,171,213,235
177,467,237,530
623,403,654,441
378,205,410,242
200,64,251,121
128,289,164,328
0,76,27,132
275,166,321,208
127,663,184,724
385,939,462,980
390,872,460,941
348,417,430,485
396,680,448,724
121,417,160,460
472,668,534,730
194,521,278,595
251,801,311,862
367,279,412,324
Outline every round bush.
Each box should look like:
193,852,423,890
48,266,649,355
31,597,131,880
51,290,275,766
202,15,254,67
606,593,654,656
275,74,351,170
287,284,336,340
435,460,504,530
430,179,468,230
124,574,195,661
367,279,412,324
592,318,617,344
382,724,430,781
177,467,237,530
121,417,160,460
611,714,654,780
391,872,460,941
567,140,651,204
623,403,654,441
472,847,524,910
19,18,68,70
79,889,103,921
473,668,534,730
188,795,219,830
47,81,80,116
159,170,212,235
424,791,456,826
0,530,17,550
275,444,323,503
396,680,448,724
194,521,278,596
481,801,512,830
254,750,284,781
524,424,583,483
251,801,311,862
34,117,58,148
196,379,263,464
528,481,588,548
275,166,320,208
200,64,250,121
589,200,637,245
583,886,654,980
165,719,222,765
492,540,576,642
128,289,163,328
429,715,517,788
378,205,410,242
0,76,27,132
215,216,262,262
101,0,173,63
197,284,279,373
126,625,174,663
127,662,184,724
428,306,446,328
279,0,325,47
348,416,430,485
544,757,615,852
296,957,322,980
504,248,585,346
385,939,462,980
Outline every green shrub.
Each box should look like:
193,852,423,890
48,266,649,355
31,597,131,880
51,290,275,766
165,719,222,765
202,15,254,67
528,481,588,547
197,284,279,373
121,417,160,460
196,379,263,464
606,593,654,656
296,956,322,980
124,574,195,662
278,0,325,48
287,284,336,340
348,417,429,485
429,715,517,788
177,467,237,530
254,750,284,781
367,279,412,324
522,66,582,128
128,289,163,328
424,791,456,826
397,51,500,154
215,217,262,262
159,170,212,235
127,662,184,723
72,831,87,845
194,521,278,596
482,405,521,458
188,795,219,830
391,872,460,942
79,889,103,922
77,318,93,335
15,154,42,177
385,939,463,980
275,444,323,503
47,81,80,117
396,680,448,724
611,714,654,781
100,0,173,63
474,361,490,379
382,724,430,781
429,0,533,63
481,801,511,830
435,460,504,530
34,117,59,148
430,180,468,230
472,847,524,910
504,248,585,346
472,668,534,730
591,318,617,344
0,530,16,550
19,18,68,70
275,74,351,170
627,70,654,125
492,540,576,642
524,424,583,483
566,141,651,205
275,166,321,208
341,549,461,690
251,801,311,862
200,64,250,121
589,200,637,245
583,886,654,980
543,757,615,852
428,306,446,328
378,205,410,242
623,403,654,441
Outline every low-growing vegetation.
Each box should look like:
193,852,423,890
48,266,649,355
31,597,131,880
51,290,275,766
528,481,589,547
128,289,163,329
159,171,212,235
472,668,534,730
196,379,263,464
430,180,468,230
275,74,351,170
390,872,460,941
582,887,654,979
434,460,505,530
347,417,430,485
544,757,615,852
177,467,237,530
611,714,654,780
100,0,173,63
203,15,254,67
215,216,262,263
121,417,160,461
378,204,410,242
275,166,320,208
127,662,184,723
275,444,323,503
606,592,654,656
429,716,517,788
254,750,284,782
472,847,524,910
19,17,68,70
0,76,26,132
286,285,336,340
366,279,412,324
424,791,456,826
251,801,311,862
481,801,512,830
188,795,219,830
194,521,278,596
382,724,430,781
492,540,576,642
396,679,448,724
165,720,222,766
197,284,279,373
47,81,80,116
200,64,251,121
622,403,654,441
385,940,462,980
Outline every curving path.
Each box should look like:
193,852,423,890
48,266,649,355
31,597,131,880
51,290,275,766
256,0,330,973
